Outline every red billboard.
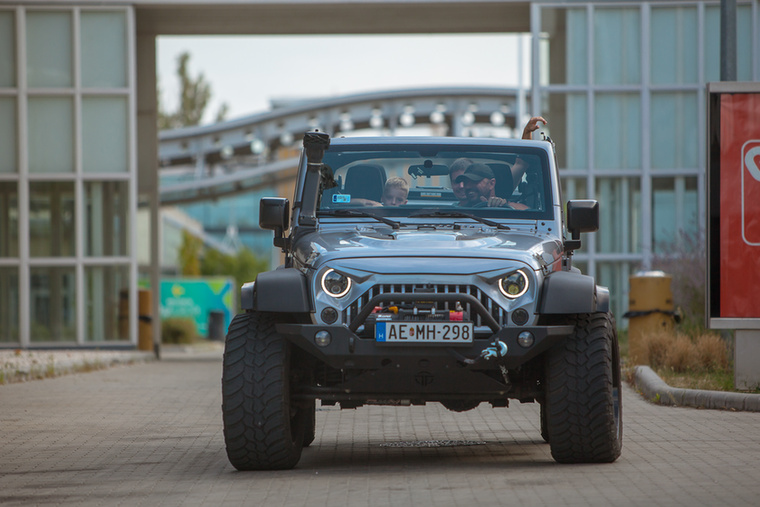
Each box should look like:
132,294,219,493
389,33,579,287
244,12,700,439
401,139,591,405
707,83,760,326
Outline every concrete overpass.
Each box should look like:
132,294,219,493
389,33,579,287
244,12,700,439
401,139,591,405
158,86,531,204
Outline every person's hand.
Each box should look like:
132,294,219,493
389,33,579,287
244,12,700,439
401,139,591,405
486,196,507,207
522,116,547,140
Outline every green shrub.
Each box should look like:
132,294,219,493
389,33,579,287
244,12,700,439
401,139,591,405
161,317,199,344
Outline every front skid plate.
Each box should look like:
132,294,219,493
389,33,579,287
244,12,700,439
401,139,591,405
276,323,574,370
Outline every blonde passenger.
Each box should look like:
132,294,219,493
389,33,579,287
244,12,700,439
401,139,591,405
381,177,409,206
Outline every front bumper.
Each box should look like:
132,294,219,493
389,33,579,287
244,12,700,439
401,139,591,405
276,322,574,370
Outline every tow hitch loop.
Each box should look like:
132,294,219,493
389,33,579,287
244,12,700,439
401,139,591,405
481,339,508,361
482,339,511,386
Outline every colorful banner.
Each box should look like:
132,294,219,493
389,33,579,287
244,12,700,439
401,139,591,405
719,93,760,318
159,277,235,338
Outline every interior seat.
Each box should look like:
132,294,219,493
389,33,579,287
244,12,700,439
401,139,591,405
487,163,515,199
343,163,387,202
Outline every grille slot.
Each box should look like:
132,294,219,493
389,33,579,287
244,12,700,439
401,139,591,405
343,284,507,328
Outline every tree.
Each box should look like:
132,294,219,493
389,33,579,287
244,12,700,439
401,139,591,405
158,52,228,130
177,230,202,276
201,247,269,306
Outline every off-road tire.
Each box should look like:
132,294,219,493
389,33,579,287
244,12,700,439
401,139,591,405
222,311,307,470
544,312,622,463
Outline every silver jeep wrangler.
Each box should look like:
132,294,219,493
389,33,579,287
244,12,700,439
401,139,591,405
222,131,622,470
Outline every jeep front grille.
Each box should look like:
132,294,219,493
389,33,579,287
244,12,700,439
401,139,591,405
342,284,508,329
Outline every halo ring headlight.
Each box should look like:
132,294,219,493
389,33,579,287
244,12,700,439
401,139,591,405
320,269,352,298
499,269,530,299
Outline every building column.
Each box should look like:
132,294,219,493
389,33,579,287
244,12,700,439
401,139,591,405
136,29,160,353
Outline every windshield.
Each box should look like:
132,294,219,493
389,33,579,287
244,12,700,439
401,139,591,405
316,144,553,220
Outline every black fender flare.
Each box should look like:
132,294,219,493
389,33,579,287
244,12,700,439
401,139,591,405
242,269,312,313
539,270,610,315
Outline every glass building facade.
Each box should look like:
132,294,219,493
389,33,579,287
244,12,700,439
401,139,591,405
0,0,757,347
0,6,137,346
532,0,758,318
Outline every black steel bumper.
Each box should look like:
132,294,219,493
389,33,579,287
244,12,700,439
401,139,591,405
276,322,575,370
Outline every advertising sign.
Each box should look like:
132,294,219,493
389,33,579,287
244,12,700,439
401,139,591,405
707,83,760,327
159,277,235,337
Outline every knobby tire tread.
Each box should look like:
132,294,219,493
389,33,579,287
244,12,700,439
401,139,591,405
545,312,622,463
221,312,305,470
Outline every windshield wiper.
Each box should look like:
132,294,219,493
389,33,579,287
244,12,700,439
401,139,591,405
409,210,510,230
319,209,401,229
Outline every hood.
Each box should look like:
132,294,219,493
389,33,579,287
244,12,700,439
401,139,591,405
293,226,563,273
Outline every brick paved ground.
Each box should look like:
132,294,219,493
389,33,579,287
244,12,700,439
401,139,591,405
1,354,759,506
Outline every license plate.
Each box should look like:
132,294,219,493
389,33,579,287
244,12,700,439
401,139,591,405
375,321,473,343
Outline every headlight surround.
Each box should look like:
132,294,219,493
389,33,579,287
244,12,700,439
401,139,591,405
320,269,352,298
499,269,530,299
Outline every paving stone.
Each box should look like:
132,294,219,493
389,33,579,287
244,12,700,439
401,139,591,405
0,357,759,506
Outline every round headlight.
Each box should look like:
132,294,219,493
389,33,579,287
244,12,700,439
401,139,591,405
321,269,352,298
499,269,529,299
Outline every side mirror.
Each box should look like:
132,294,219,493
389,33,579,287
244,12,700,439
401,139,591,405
565,199,599,252
259,197,290,249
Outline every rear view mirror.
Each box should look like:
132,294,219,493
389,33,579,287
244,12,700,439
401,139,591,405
565,199,599,252
567,199,599,234
260,197,290,249
408,161,450,178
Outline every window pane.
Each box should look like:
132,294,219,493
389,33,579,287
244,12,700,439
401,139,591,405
594,93,641,169
28,97,74,173
85,181,128,256
542,93,587,169
560,177,588,202
0,182,18,257
26,11,72,88
541,8,588,85
0,11,15,87
0,97,16,173
0,267,19,344
651,92,698,170
736,5,753,81
596,177,641,254
29,182,75,257
704,7,720,82
651,7,697,85
85,265,129,342
82,97,128,173
81,11,127,88
594,8,641,85
30,266,76,342
596,261,632,326
653,176,699,253
705,5,753,82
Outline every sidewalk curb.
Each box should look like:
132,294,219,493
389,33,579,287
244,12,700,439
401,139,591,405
0,350,155,385
633,365,760,412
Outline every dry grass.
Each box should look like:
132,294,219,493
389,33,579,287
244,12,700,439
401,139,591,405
631,330,730,373
628,330,737,391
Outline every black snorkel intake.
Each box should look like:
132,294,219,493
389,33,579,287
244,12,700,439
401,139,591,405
299,130,331,226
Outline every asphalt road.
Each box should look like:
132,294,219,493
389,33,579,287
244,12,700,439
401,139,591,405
2,352,759,506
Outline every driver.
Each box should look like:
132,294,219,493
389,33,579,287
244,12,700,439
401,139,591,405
448,116,547,206
455,163,530,209
455,163,505,207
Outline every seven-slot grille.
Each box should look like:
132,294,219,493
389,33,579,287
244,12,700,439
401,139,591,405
342,284,508,329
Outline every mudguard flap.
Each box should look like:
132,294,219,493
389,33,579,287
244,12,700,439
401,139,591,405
254,269,312,313
540,270,607,314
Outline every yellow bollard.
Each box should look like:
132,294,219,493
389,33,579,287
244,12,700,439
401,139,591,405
138,289,153,352
627,271,674,364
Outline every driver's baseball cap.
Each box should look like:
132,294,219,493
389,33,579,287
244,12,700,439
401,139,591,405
455,163,495,183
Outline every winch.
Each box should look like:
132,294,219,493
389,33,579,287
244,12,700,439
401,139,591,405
364,303,470,329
